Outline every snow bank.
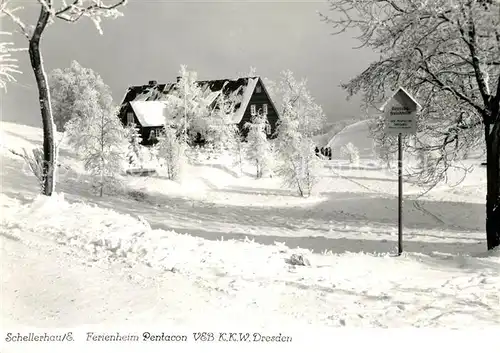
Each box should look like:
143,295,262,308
8,193,314,278
3,193,499,328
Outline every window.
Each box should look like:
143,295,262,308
149,128,161,141
250,104,256,115
266,123,271,135
256,85,262,93
263,104,268,115
126,112,134,125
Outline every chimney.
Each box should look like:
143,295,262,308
148,80,157,86
176,76,181,82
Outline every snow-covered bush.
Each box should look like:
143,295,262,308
125,123,143,169
286,253,311,266
65,89,126,196
340,142,360,164
156,126,186,181
245,113,274,178
9,147,45,192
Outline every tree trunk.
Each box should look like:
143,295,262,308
485,120,500,250
29,6,56,196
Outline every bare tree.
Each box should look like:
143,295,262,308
321,0,500,250
1,0,127,196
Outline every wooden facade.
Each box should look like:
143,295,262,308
237,79,279,139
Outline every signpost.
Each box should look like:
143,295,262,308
381,87,420,256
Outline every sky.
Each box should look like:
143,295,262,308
0,0,377,128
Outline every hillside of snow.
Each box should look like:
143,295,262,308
1,121,499,343
324,119,376,159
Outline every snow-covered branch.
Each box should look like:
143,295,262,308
54,0,126,34
0,1,31,39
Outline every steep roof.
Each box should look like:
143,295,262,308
122,82,176,103
121,76,262,125
129,101,170,127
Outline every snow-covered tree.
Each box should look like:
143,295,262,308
277,70,326,138
274,70,325,196
165,65,214,145
65,89,125,197
156,126,185,181
275,111,319,197
49,60,114,132
0,0,127,196
205,90,240,152
321,0,500,250
245,113,274,178
125,123,143,169
340,142,360,164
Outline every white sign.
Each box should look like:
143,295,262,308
382,87,420,135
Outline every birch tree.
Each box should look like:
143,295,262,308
156,126,185,181
275,112,319,197
321,0,500,250
0,0,127,196
65,90,125,197
275,70,326,196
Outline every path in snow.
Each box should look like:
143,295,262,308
0,152,486,257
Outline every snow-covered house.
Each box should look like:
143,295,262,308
118,77,279,146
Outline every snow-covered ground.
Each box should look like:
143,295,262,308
1,121,499,350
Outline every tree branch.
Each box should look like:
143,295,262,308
416,48,486,117
1,6,31,39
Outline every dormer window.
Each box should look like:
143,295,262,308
256,85,262,93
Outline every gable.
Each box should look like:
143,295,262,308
254,77,280,119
